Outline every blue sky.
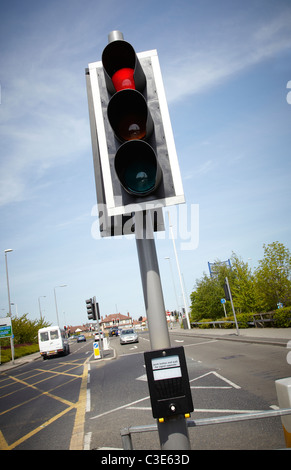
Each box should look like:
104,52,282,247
1,0,291,326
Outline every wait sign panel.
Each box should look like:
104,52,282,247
144,346,193,420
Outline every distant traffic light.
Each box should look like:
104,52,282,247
86,31,185,219
86,298,96,321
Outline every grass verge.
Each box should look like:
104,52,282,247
0,344,39,364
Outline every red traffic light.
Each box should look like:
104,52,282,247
112,68,135,91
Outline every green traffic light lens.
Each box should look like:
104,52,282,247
114,140,162,196
124,162,156,194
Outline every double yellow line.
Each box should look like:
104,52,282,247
0,359,90,450
69,360,89,450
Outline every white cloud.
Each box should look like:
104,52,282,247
164,11,291,103
0,53,90,206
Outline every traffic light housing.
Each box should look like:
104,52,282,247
86,31,185,219
86,298,96,321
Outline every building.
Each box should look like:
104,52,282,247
101,313,132,333
67,325,88,336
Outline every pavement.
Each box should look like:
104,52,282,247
0,350,42,372
1,327,291,373
169,325,291,348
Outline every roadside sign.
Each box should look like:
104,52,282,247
221,298,226,304
103,336,109,350
0,317,12,338
93,341,101,360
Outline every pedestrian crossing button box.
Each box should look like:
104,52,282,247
144,346,193,419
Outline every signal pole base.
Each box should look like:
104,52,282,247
158,415,191,450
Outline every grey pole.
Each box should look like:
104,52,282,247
108,30,124,43
4,249,13,317
225,276,239,335
93,296,103,358
135,211,170,351
135,211,191,450
4,249,14,364
54,285,67,327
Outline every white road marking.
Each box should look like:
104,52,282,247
86,388,91,412
136,374,147,381
190,371,241,389
83,432,92,450
90,395,150,420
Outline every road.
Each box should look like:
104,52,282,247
1,330,290,450
86,331,291,450
0,337,91,450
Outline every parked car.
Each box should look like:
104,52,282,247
119,328,139,345
109,327,119,337
77,334,86,342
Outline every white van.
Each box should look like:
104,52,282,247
38,326,70,359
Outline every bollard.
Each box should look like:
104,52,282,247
275,377,291,447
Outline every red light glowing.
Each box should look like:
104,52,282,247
112,68,135,91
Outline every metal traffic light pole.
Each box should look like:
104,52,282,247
135,211,191,450
93,296,104,357
86,30,190,450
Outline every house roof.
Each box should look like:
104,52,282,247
101,313,132,323
68,325,88,333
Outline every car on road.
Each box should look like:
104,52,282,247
94,331,104,341
38,326,70,359
77,334,86,342
109,327,119,337
119,328,139,345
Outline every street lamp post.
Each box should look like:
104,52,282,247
4,249,13,316
167,214,191,329
38,296,46,321
165,256,180,314
4,249,14,363
54,285,67,326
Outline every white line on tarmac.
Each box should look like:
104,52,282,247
90,395,150,420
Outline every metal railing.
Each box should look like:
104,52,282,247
120,408,291,450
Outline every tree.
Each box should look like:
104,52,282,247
12,314,51,344
190,262,235,321
231,253,257,313
254,242,291,311
189,242,291,322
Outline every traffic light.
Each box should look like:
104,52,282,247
102,37,161,197
96,302,101,321
86,31,185,218
86,298,96,321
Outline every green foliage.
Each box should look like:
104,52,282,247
1,313,51,349
0,344,39,363
254,242,291,311
12,314,51,344
196,319,214,329
231,253,258,313
190,241,291,327
273,307,291,327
